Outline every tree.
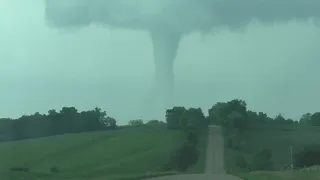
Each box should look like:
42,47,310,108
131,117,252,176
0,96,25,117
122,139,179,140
166,107,186,129
208,102,229,125
128,119,144,126
247,111,269,124
310,112,320,126
299,113,312,124
179,108,206,132
102,117,117,129
59,107,79,133
12,119,27,140
48,109,58,116
274,114,287,124
227,111,246,130
146,120,164,124
208,99,248,130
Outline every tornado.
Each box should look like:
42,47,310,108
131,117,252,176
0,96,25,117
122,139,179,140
44,0,320,113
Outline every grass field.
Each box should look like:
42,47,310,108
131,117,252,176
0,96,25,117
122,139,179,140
236,170,320,180
224,124,320,179
0,124,205,180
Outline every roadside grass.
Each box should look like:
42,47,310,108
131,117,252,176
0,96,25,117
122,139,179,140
224,124,320,180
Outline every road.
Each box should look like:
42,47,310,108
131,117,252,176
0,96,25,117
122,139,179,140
146,125,241,180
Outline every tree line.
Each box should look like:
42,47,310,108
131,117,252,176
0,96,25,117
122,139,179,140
1,99,320,172
0,107,117,142
1,99,319,143
166,99,320,132
162,99,320,171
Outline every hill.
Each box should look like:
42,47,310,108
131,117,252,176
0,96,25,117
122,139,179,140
0,124,190,180
225,124,320,179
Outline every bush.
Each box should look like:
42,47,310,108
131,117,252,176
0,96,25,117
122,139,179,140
251,149,273,170
294,144,320,168
186,131,198,146
165,142,199,172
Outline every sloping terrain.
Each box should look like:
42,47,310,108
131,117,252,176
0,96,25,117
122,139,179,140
0,124,185,179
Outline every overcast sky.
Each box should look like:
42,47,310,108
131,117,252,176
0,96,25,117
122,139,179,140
1,0,320,124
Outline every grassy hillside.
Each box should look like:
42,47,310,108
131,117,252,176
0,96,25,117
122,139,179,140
225,124,320,179
237,171,320,180
0,124,192,180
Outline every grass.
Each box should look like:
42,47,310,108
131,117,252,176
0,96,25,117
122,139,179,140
224,124,320,179
0,124,190,179
236,171,320,180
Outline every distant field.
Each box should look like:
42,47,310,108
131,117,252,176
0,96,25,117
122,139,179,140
224,124,320,179
0,124,198,180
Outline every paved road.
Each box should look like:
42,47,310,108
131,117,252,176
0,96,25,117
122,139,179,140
146,125,241,180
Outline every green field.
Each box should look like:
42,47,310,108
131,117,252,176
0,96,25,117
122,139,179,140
225,124,320,179
236,171,320,180
0,124,205,180
7,120,320,180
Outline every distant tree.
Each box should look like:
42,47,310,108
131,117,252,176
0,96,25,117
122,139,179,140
273,113,287,124
48,109,58,116
257,112,269,123
247,111,269,124
128,119,144,126
79,108,107,132
0,106,115,142
286,118,296,124
12,118,27,140
166,107,186,129
180,108,206,132
310,112,320,126
102,117,117,129
59,107,79,133
299,113,312,125
208,102,229,125
146,120,164,124
208,99,248,130
227,111,246,130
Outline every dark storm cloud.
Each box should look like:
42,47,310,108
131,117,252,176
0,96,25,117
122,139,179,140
1,0,320,123
44,0,320,32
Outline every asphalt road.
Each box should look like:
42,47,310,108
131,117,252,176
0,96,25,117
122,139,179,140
146,125,241,180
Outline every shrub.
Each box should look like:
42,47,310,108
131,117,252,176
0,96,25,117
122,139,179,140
186,131,198,146
165,142,199,172
251,149,273,170
294,144,320,168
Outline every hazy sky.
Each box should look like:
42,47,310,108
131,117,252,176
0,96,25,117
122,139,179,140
1,0,320,124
